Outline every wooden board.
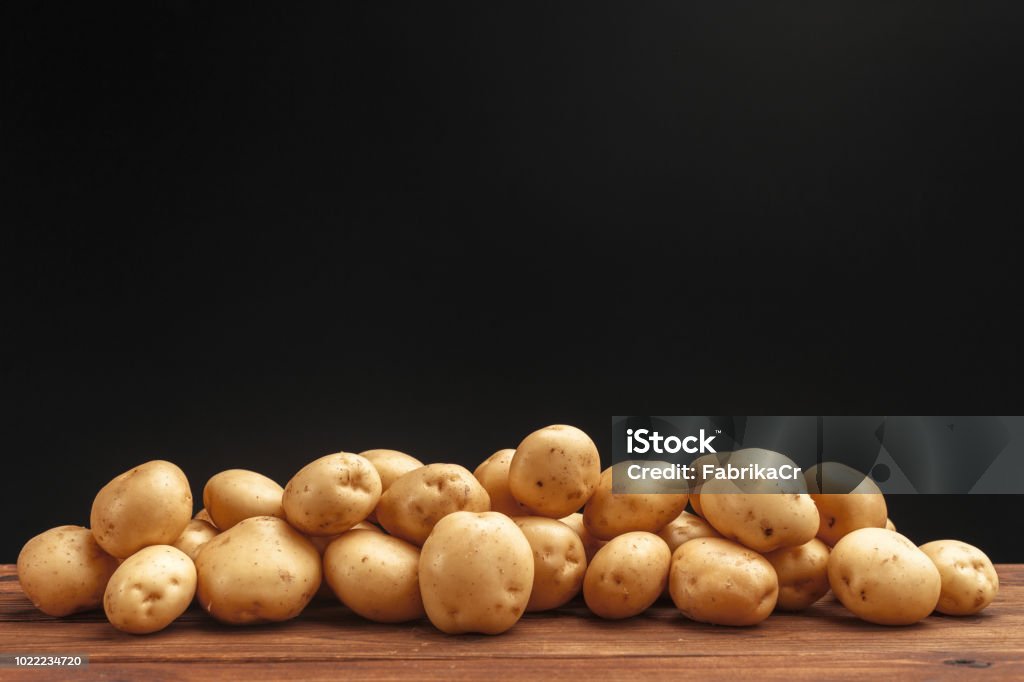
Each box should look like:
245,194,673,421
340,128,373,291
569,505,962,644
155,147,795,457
1,564,1021,680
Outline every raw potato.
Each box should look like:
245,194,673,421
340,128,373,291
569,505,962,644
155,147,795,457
919,540,999,616
360,449,424,493
805,462,888,546
763,538,831,611
283,453,382,536
376,463,490,545
323,530,425,622
657,511,721,599
17,525,119,617
658,510,722,553
196,516,321,624
687,452,728,518
513,517,587,611
583,463,688,540
203,469,285,530
104,545,197,634
194,508,214,526
475,449,531,516
885,518,896,532
559,512,607,562
828,527,940,625
584,532,670,619
172,519,219,561
699,450,818,553
669,537,778,626
419,511,534,634
508,424,601,518
91,460,194,559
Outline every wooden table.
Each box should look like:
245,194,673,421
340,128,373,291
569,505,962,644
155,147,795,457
1,564,1021,680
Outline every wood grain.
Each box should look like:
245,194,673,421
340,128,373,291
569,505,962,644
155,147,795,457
1,564,1021,680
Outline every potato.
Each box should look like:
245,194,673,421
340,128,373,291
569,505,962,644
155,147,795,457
283,453,382,536
805,462,888,546
196,516,321,624
513,517,587,611
669,537,778,626
419,511,534,634
583,463,688,541
203,469,285,530
919,540,999,616
91,460,193,559
376,463,490,545
17,525,119,617
360,449,424,492
687,452,728,518
307,520,381,556
583,532,670,619
323,530,425,623
699,450,818,553
828,527,940,625
885,518,896,532
658,510,722,553
194,508,214,526
763,538,831,611
103,545,196,634
172,519,219,561
508,424,601,518
559,512,607,562
475,449,531,516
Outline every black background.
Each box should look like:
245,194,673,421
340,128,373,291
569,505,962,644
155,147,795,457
3,2,1023,561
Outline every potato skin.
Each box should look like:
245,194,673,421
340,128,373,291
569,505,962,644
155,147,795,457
559,512,607,562
919,540,999,616
670,537,778,626
419,511,534,634
283,453,382,536
104,545,197,634
828,528,940,625
172,519,219,561
583,532,670,619
583,464,688,541
196,516,321,624
475,449,531,517
359,449,424,492
91,460,193,559
699,489,819,553
323,530,425,623
377,464,490,545
508,425,601,518
203,469,285,530
17,525,119,617
513,517,587,611
805,462,888,546
658,511,721,553
763,538,831,611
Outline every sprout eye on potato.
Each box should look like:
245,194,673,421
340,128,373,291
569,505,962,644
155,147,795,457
14,427,1002,635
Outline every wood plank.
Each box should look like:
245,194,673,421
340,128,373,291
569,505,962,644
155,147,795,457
1,565,1021,680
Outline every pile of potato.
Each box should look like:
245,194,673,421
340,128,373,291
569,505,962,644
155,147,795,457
17,424,999,635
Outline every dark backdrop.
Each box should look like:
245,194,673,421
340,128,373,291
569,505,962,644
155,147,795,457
3,2,1023,561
